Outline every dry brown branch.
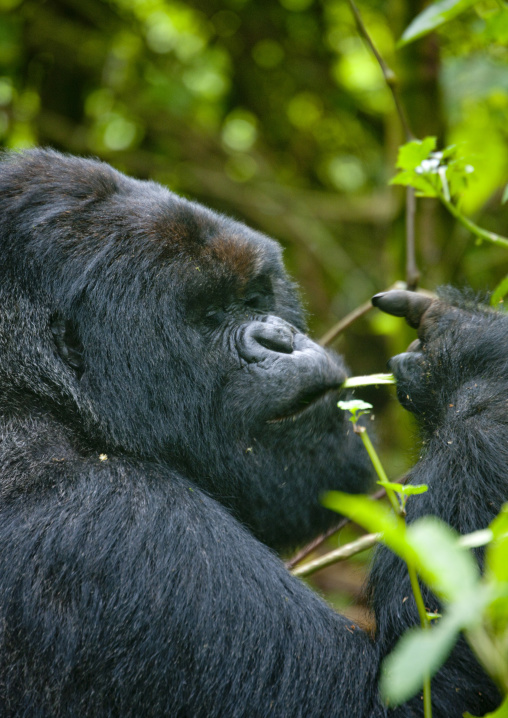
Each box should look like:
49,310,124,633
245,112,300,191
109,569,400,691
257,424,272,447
291,533,381,578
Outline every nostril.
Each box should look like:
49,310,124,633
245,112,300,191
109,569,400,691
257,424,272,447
256,327,294,355
239,320,296,363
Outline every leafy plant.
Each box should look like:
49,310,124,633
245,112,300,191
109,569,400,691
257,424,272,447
391,137,508,304
327,398,508,716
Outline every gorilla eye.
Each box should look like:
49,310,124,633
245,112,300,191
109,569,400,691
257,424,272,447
204,307,226,325
243,277,273,313
244,294,264,310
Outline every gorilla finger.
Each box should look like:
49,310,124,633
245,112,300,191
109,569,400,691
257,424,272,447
407,339,421,352
371,290,433,329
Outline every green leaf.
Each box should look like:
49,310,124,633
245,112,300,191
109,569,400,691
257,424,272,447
390,171,440,197
399,0,478,47
380,620,459,705
324,496,479,600
380,482,428,496
337,399,373,412
502,184,508,204
395,138,437,171
407,518,479,600
490,275,508,307
457,529,493,549
342,373,395,388
381,588,490,705
322,492,410,557
486,504,508,583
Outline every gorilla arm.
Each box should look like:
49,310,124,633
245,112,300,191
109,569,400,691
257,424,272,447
370,290,506,717
0,443,382,718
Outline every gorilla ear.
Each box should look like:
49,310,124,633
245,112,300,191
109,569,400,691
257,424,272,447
50,314,84,378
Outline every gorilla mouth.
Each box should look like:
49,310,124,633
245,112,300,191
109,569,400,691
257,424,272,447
266,386,339,423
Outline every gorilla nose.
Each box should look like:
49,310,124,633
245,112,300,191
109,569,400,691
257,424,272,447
239,318,295,363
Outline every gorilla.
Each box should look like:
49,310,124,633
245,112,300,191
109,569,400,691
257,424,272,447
0,149,502,717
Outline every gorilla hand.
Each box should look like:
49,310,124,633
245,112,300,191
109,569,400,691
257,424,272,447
372,289,508,429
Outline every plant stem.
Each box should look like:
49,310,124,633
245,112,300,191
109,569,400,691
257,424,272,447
439,195,508,249
357,428,401,514
345,0,413,142
345,0,419,288
407,562,432,718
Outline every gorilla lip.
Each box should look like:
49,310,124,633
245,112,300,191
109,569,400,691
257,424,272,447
266,385,340,423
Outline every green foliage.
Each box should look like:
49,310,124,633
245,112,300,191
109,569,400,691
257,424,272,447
399,0,479,47
325,489,508,704
2,0,507,323
337,399,373,423
331,396,508,707
391,138,508,254
391,138,474,202
377,481,428,511
381,584,490,705
337,398,403,514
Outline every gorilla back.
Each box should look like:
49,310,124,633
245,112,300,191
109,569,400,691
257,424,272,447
0,149,378,717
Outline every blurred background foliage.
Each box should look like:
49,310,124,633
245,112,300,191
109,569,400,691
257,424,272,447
1,0,508,614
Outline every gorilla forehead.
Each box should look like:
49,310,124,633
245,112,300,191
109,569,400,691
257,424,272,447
0,149,282,293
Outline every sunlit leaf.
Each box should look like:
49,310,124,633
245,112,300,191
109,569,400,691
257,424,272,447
381,621,458,704
395,138,437,171
399,0,478,47
377,481,428,496
322,492,410,557
407,518,479,600
486,504,508,583
457,529,493,549
381,587,490,704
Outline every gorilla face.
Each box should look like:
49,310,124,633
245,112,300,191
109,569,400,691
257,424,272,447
0,149,371,549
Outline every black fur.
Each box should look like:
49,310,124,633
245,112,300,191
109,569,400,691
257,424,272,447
0,150,502,717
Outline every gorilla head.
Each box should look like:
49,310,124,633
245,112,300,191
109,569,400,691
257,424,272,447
0,149,370,549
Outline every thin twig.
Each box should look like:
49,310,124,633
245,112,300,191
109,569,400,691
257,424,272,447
319,299,373,347
291,533,381,578
286,487,388,570
286,517,351,570
319,281,406,347
346,0,419,290
346,0,413,143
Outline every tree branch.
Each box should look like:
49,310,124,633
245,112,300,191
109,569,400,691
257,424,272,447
291,533,380,578
319,281,407,346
